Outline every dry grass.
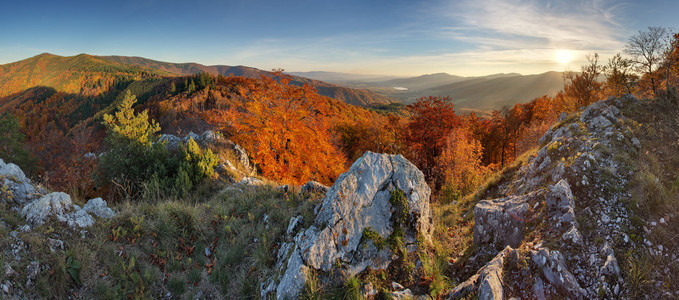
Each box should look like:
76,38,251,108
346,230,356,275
619,97,679,295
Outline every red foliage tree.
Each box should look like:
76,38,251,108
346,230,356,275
406,96,461,189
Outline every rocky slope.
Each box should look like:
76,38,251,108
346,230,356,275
449,95,655,299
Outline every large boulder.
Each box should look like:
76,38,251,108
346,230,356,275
22,192,94,228
270,152,432,299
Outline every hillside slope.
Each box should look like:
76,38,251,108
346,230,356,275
0,53,168,98
431,71,564,110
101,55,395,107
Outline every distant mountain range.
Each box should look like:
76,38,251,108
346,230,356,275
289,70,565,111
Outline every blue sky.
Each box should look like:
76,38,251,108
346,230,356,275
1,0,678,76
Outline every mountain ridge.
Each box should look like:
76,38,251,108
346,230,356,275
100,55,395,107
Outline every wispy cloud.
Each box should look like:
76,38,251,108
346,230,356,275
445,0,628,51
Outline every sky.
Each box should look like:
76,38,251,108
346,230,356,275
1,0,678,76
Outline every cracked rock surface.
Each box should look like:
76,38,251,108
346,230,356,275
267,151,432,299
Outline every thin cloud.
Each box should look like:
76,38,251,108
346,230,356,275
447,0,628,50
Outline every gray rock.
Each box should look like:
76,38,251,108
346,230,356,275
183,131,201,143
66,208,96,228
303,152,431,272
240,177,263,186
157,134,181,150
0,158,28,183
299,180,329,197
449,246,512,300
26,261,39,286
273,152,432,299
276,248,309,300
580,100,608,123
533,277,546,300
562,226,583,245
201,130,221,143
531,248,585,298
391,281,405,291
391,289,414,299
47,238,64,253
601,243,620,277
21,192,94,228
474,193,535,248
361,283,378,298
82,198,115,219
1,159,37,204
286,216,304,236
228,141,255,175
587,116,613,131
3,264,16,278
546,179,574,210
276,185,290,193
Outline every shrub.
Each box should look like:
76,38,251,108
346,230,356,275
99,91,218,201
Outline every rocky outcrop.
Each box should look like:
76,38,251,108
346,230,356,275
156,130,256,179
453,96,640,298
266,151,432,299
0,159,39,204
22,192,95,228
1,158,114,230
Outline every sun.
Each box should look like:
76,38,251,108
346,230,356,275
555,49,574,64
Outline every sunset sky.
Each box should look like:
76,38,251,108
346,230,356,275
2,0,678,76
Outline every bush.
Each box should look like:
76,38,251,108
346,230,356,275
98,91,218,201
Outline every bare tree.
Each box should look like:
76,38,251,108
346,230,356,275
624,26,668,96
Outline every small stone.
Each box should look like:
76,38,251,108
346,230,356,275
205,247,211,257
659,245,664,252
1,284,8,293
601,214,610,224
651,221,657,226
660,218,666,224
47,238,64,253
361,283,378,298
3,264,16,278
391,281,405,291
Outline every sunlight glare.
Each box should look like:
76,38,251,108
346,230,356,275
555,49,574,64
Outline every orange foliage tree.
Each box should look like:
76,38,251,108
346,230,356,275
207,73,347,185
436,127,488,202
